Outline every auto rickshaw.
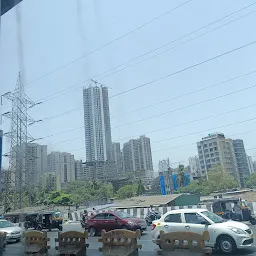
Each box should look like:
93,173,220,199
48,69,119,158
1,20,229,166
36,211,63,231
24,213,38,230
212,198,256,224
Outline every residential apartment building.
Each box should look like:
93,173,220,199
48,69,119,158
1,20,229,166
83,85,113,162
233,140,250,187
197,133,240,185
188,156,201,180
75,160,84,180
123,135,153,174
41,171,61,191
112,142,123,176
47,152,75,185
247,155,254,175
83,161,117,181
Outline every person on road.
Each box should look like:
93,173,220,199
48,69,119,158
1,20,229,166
90,208,96,218
148,205,155,215
82,210,88,222
233,201,243,221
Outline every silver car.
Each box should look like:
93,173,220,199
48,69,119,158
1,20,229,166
0,220,23,243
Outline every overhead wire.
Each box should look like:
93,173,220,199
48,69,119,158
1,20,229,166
33,69,256,125
112,84,256,129
35,80,256,140
33,4,256,104
22,0,193,88
47,103,256,147
110,39,256,98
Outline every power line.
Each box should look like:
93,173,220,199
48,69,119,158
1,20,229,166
95,8,256,82
49,117,256,161
44,104,256,150
47,103,256,147
111,69,256,119
33,4,256,104
33,69,256,125
116,103,256,142
153,116,256,145
22,0,193,88
37,81,256,141
110,39,256,98
112,83,256,129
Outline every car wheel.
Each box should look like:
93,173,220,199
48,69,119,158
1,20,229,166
217,235,236,254
89,227,97,237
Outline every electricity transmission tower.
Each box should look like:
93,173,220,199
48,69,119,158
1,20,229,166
2,72,37,212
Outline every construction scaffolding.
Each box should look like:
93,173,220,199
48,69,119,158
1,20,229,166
1,72,35,212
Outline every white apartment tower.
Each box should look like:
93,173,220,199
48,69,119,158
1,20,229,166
47,152,75,185
83,85,113,162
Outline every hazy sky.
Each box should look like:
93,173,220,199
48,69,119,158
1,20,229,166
1,0,256,169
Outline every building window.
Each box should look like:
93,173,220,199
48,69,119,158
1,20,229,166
204,144,208,148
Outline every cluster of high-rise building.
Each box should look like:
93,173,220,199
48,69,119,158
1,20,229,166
189,133,256,187
1,85,154,191
82,85,154,186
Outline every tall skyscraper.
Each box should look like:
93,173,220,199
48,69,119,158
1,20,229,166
112,142,123,176
83,85,113,162
233,139,250,187
123,135,153,173
197,133,240,185
47,152,75,185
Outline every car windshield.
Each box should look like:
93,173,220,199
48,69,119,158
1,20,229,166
201,211,226,223
115,212,132,218
0,221,15,228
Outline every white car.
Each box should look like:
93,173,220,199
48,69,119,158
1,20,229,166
151,208,254,254
0,220,23,243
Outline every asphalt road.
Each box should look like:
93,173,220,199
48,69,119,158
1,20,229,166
4,222,256,255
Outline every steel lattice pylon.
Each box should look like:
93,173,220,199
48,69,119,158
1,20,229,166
2,72,35,212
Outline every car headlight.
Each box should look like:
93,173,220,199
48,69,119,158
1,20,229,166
6,233,11,237
228,227,247,234
128,221,136,226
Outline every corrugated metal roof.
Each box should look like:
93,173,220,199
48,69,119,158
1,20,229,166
115,194,182,208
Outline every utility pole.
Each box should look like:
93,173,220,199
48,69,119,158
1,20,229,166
1,72,36,212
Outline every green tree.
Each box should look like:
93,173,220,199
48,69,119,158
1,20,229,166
180,165,238,195
116,185,136,199
246,173,256,188
176,165,187,188
136,179,145,196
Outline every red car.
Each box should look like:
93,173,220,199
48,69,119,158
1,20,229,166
85,211,147,236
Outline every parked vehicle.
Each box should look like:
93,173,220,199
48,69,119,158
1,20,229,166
86,211,147,236
145,211,161,226
36,211,63,231
151,208,253,254
212,198,256,224
24,213,38,230
0,220,23,243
